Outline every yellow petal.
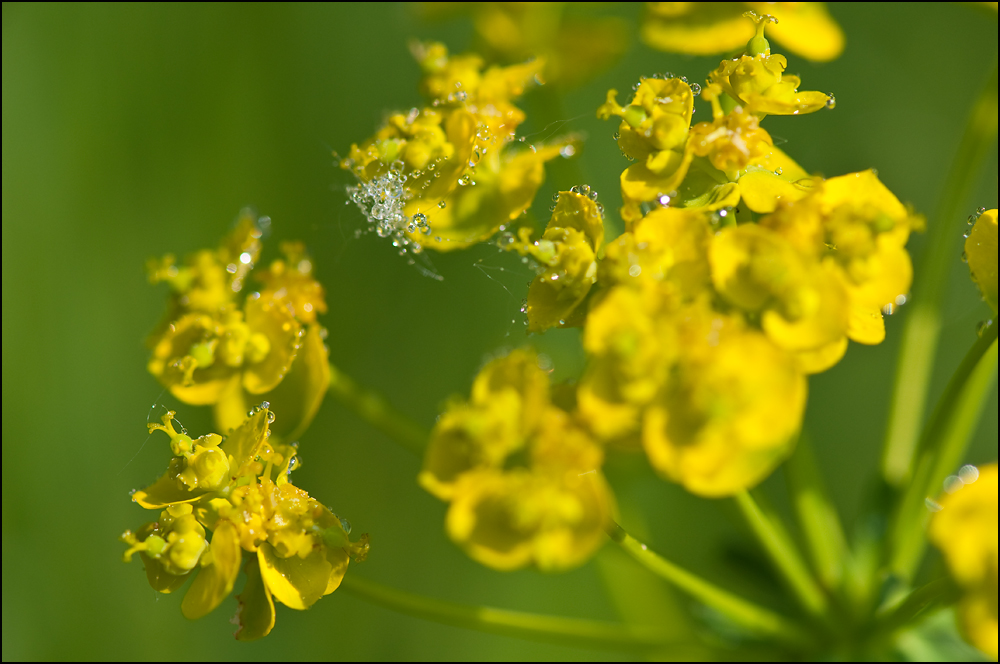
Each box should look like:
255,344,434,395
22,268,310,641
213,376,251,435
132,464,208,510
738,169,811,213
257,323,331,442
234,556,276,641
758,2,845,62
792,335,848,375
139,552,190,593
641,4,752,56
323,546,350,595
242,296,301,394
181,519,243,620
846,303,885,345
219,406,271,479
549,190,605,252
258,542,332,610
966,209,998,313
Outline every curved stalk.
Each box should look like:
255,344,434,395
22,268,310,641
607,522,806,646
340,574,676,652
881,60,998,486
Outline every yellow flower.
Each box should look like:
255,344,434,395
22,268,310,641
423,3,628,89
762,170,919,345
929,464,999,659
503,188,605,333
642,302,807,497
148,222,330,440
642,3,844,63
708,14,833,117
709,223,850,373
965,208,998,314
420,349,614,570
577,282,679,444
122,407,368,640
675,82,815,215
344,42,577,252
598,76,695,224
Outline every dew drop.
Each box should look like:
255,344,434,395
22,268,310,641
958,464,980,484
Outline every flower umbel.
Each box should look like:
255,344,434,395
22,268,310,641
420,349,614,571
147,213,330,441
122,407,369,640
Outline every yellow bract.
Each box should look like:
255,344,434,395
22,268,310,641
929,464,999,659
147,216,330,440
966,209,998,314
642,2,844,63
122,407,368,640
420,349,614,571
344,42,578,252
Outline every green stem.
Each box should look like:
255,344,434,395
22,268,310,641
880,60,998,486
784,433,849,589
733,490,828,617
328,363,427,456
870,577,961,643
890,322,998,580
606,522,806,646
340,574,675,652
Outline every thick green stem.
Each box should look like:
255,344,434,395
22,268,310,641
784,434,849,589
881,61,998,486
328,363,427,456
340,574,675,652
733,490,828,617
890,323,998,580
606,522,805,646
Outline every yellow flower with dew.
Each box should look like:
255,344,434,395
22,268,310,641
708,13,834,117
641,300,807,497
343,41,578,253
421,349,614,571
642,2,844,63
147,218,330,441
678,81,814,215
422,2,628,89
929,463,999,659
965,208,998,314
598,75,696,224
122,407,369,640
502,188,605,333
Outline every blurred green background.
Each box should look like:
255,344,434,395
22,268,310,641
2,3,997,659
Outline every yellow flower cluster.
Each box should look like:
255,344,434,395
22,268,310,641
642,2,845,63
599,14,834,226
122,408,369,640
146,211,330,441
929,464,998,659
342,41,579,254
420,349,614,571
420,13,920,572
